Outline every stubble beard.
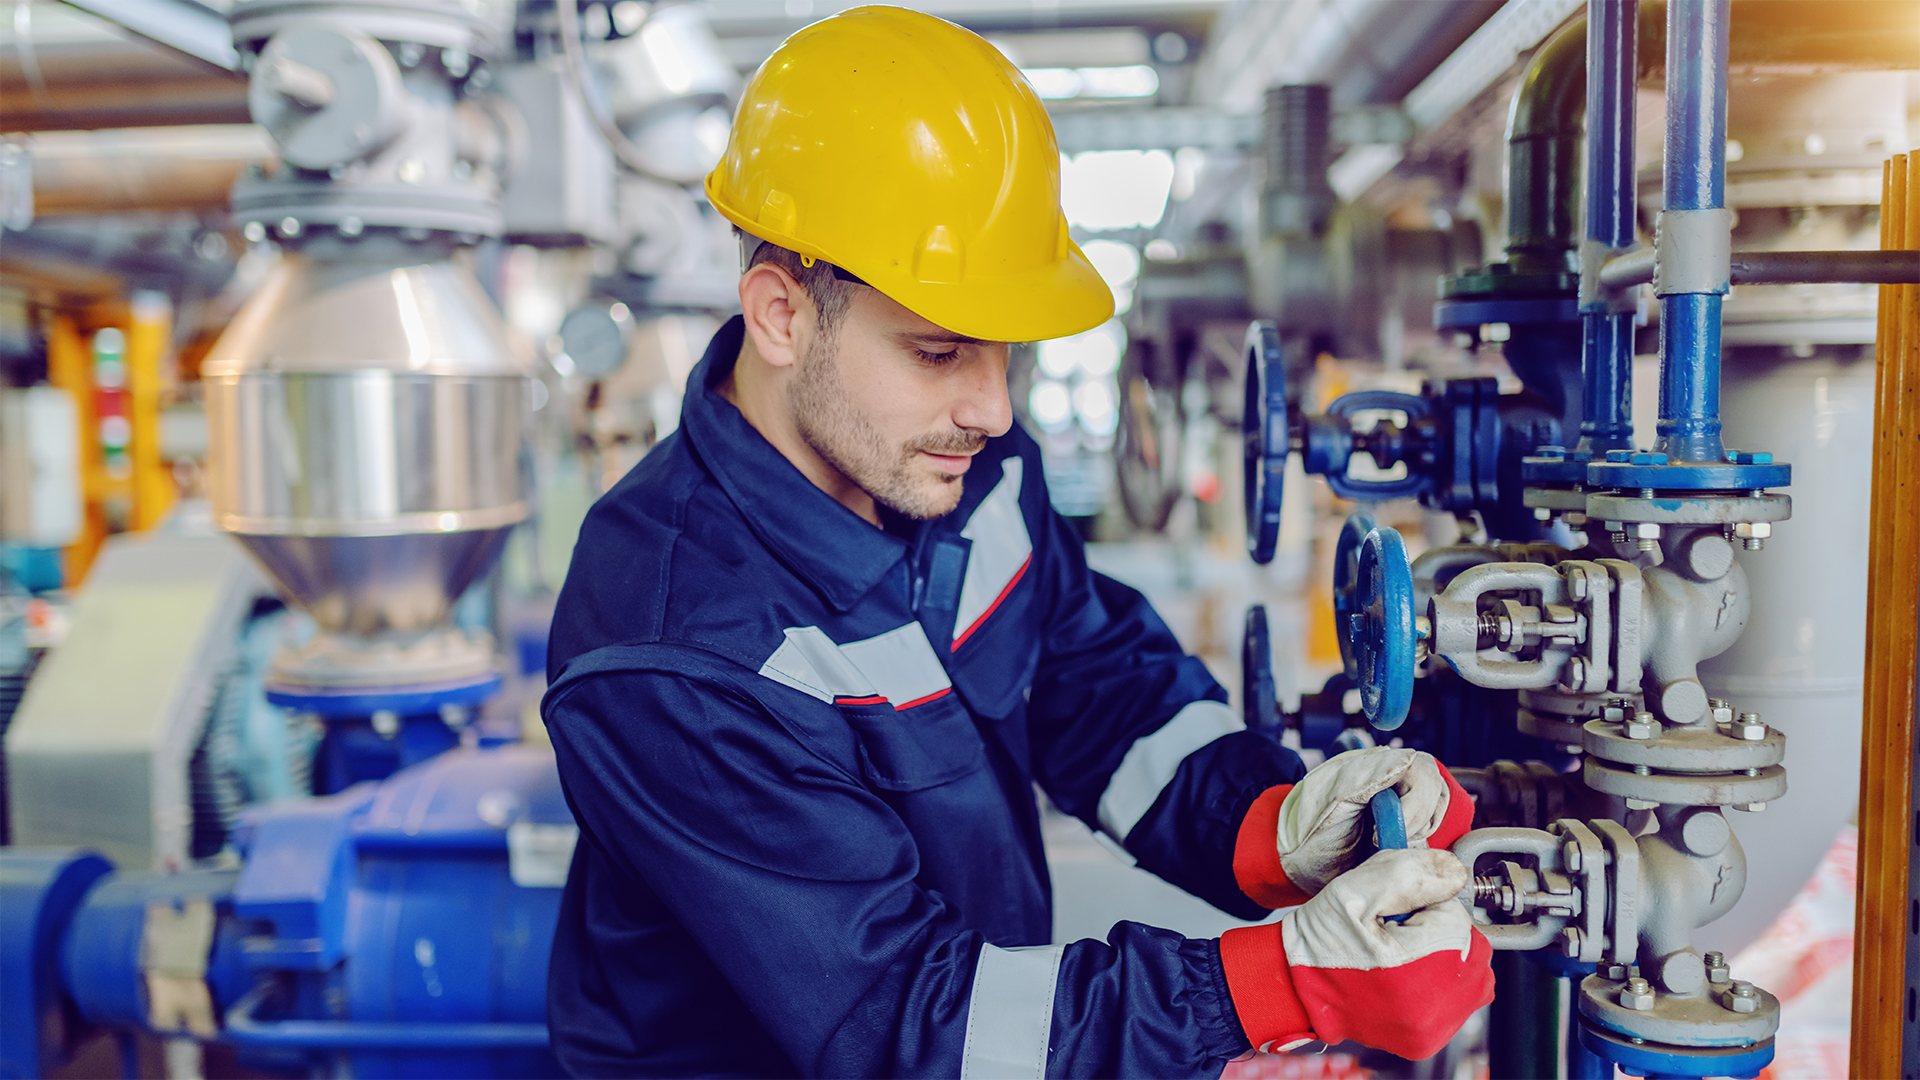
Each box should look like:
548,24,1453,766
788,334,986,520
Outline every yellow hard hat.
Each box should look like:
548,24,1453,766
704,5,1114,343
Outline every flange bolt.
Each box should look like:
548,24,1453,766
1705,951,1730,985
1735,521,1771,551
1600,961,1630,981
1734,712,1767,741
1621,978,1655,1010
1626,710,1657,740
1722,981,1759,1013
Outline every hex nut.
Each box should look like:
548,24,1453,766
1562,841,1582,874
1626,710,1657,739
1560,928,1583,957
1621,979,1655,1010
1722,982,1759,1013
1625,797,1659,811
1710,699,1735,726
1563,657,1588,690
1603,699,1632,724
1734,712,1767,741
1738,801,1767,813
1705,952,1731,985
1600,962,1630,981
1567,567,1589,600
1735,522,1773,539
1632,522,1661,540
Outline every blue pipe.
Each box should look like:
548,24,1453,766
1656,0,1731,464
1577,0,1636,454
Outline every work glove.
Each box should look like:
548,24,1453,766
1219,847,1494,1061
1234,746,1473,909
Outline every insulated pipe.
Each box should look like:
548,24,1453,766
1577,0,1636,456
1655,0,1733,464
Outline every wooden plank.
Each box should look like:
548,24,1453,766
1854,152,1920,1079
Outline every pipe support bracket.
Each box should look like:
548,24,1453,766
1653,210,1734,297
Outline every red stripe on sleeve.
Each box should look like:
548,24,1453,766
1218,922,1316,1052
1233,785,1311,910
951,554,1031,649
833,695,891,706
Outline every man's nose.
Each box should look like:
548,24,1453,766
954,348,1014,438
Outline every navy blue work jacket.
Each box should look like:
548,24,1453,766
543,316,1306,1078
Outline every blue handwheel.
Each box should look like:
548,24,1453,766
1242,321,1288,564
1367,788,1412,924
1241,604,1278,734
1354,525,1416,731
1331,509,1378,681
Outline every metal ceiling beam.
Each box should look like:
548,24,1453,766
57,0,239,73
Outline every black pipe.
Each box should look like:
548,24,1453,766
1505,23,1589,275
1600,248,1920,290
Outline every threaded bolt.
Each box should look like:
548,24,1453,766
1473,877,1502,900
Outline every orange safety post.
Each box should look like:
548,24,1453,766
1850,152,1920,1080
124,289,176,532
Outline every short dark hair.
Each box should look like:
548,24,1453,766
741,231,857,338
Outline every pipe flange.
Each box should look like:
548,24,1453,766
1522,484,1588,511
1578,973,1778,1048
233,177,503,239
1583,720,1784,772
1518,688,1614,743
231,0,501,57
1583,491,1792,526
1577,1023,1775,1079
1581,759,1786,806
1585,459,1792,493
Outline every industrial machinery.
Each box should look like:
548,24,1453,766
1240,0,1918,1074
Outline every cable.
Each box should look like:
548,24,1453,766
550,0,686,186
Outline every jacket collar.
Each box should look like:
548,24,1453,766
679,316,910,613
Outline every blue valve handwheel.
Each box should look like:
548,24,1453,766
1369,788,1408,850
1242,321,1288,565
1354,525,1416,731
1241,604,1278,734
1331,509,1378,681
1366,788,1412,924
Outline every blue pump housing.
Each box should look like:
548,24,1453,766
0,744,574,1079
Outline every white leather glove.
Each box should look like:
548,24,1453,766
1275,747,1458,895
1220,847,1493,1061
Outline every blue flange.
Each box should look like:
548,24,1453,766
1242,321,1288,565
265,673,503,718
1353,525,1415,731
1520,446,1593,486
1585,451,1791,492
0,848,115,1079
1433,296,1580,330
1332,510,1378,680
1241,604,1277,734
1577,1020,1772,1079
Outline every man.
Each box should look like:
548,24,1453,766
542,7,1494,1077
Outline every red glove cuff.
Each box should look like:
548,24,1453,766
1430,764,1475,851
1218,922,1317,1053
1232,785,1309,910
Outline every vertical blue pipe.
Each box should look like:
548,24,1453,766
1656,0,1731,463
1578,0,1637,454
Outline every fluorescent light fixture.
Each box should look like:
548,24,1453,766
1022,65,1159,100
1064,155,1173,233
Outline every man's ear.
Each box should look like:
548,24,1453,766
739,263,809,372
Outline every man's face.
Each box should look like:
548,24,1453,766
788,287,1013,520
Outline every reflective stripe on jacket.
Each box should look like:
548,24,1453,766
542,316,1306,1077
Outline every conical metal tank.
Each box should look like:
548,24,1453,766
203,235,529,693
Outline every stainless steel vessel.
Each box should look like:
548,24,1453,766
203,236,529,687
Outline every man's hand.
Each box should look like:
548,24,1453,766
1274,747,1469,895
1219,847,1495,1061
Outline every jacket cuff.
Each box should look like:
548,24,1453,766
1430,765,1475,852
1232,785,1310,910
1218,923,1316,1053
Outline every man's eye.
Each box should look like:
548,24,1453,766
915,348,960,365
